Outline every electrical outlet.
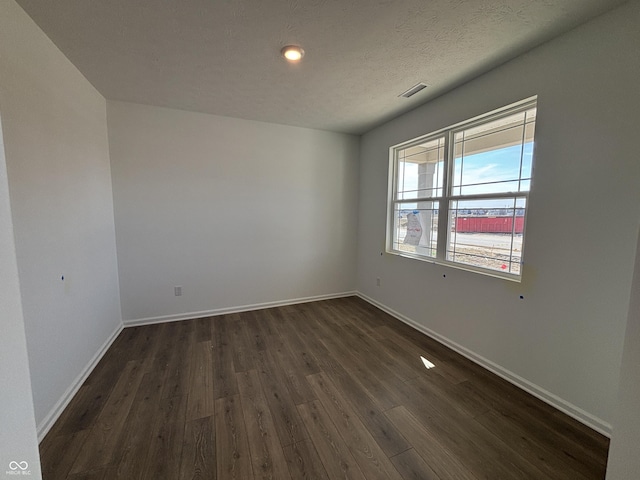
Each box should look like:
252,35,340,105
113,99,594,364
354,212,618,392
376,277,381,287
174,286,182,296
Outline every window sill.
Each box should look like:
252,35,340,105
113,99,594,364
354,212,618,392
386,249,523,283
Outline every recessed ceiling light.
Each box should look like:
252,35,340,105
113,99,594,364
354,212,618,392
281,45,304,62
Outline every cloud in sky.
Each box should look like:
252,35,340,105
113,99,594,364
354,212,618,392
399,142,533,210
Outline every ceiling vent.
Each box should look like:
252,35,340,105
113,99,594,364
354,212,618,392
399,82,428,98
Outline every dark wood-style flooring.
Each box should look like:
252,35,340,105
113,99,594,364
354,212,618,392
40,296,609,479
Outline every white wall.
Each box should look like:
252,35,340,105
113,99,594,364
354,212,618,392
0,117,42,478
108,101,359,323
356,0,640,433
606,225,640,478
0,0,122,435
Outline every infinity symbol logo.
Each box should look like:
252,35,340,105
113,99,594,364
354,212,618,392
8,461,28,470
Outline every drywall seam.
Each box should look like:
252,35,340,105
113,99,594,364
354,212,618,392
123,291,357,327
36,322,123,441
357,292,612,437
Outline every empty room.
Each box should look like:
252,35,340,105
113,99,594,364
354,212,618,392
1,0,640,478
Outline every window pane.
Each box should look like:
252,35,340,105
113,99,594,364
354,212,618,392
392,201,439,258
447,197,526,275
397,137,445,200
452,108,535,196
388,99,536,279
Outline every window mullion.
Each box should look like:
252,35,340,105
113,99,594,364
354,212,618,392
436,132,453,260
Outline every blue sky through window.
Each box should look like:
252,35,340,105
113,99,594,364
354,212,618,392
399,142,533,210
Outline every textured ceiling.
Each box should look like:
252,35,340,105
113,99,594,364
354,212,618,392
15,0,627,134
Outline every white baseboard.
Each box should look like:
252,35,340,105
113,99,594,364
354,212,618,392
37,322,123,442
123,291,357,327
356,292,612,437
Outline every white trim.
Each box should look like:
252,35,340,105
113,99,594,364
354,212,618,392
37,322,123,442
389,96,538,151
356,292,612,437
122,291,357,327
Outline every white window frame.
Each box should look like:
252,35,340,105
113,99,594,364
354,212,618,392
386,97,537,281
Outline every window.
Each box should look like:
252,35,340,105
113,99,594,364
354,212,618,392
388,97,537,280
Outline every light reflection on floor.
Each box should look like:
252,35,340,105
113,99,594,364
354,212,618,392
420,356,435,369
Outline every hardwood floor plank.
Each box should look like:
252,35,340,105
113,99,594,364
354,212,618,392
262,335,317,405
46,327,141,438
274,322,322,376
230,315,255,373
243,311,267,352
475,409,596,480
453,372,609,473
44,382,111,437
308,310,401,411
292,306,441,458
69,359,146,474
179,415,216,480
315,364,411,457
142,322,173,371
385,406,478,480
282,439,330,480
374,324,469,385
161,320,195,399
549,409,609,466
313,300,352,328
215,394,254,479
342,297,389,328
258,308,286,340
254,350,308,446
271,306,322,376
67,464,117,480
337,323,418,383
306,372,403,480
328,298,387,337
237,370,292,480
112,371,165,479
142,394,189,480
377,318,476,372
186,341,215,421
92,326,136,368
212,316,240,399
40,430,89,480
297,400,367,480
266,308,322,383
194,316,213,342
293,314,350,379
135,324,166,372
382,356,480,422
390,448,442,480
389,382,553,479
